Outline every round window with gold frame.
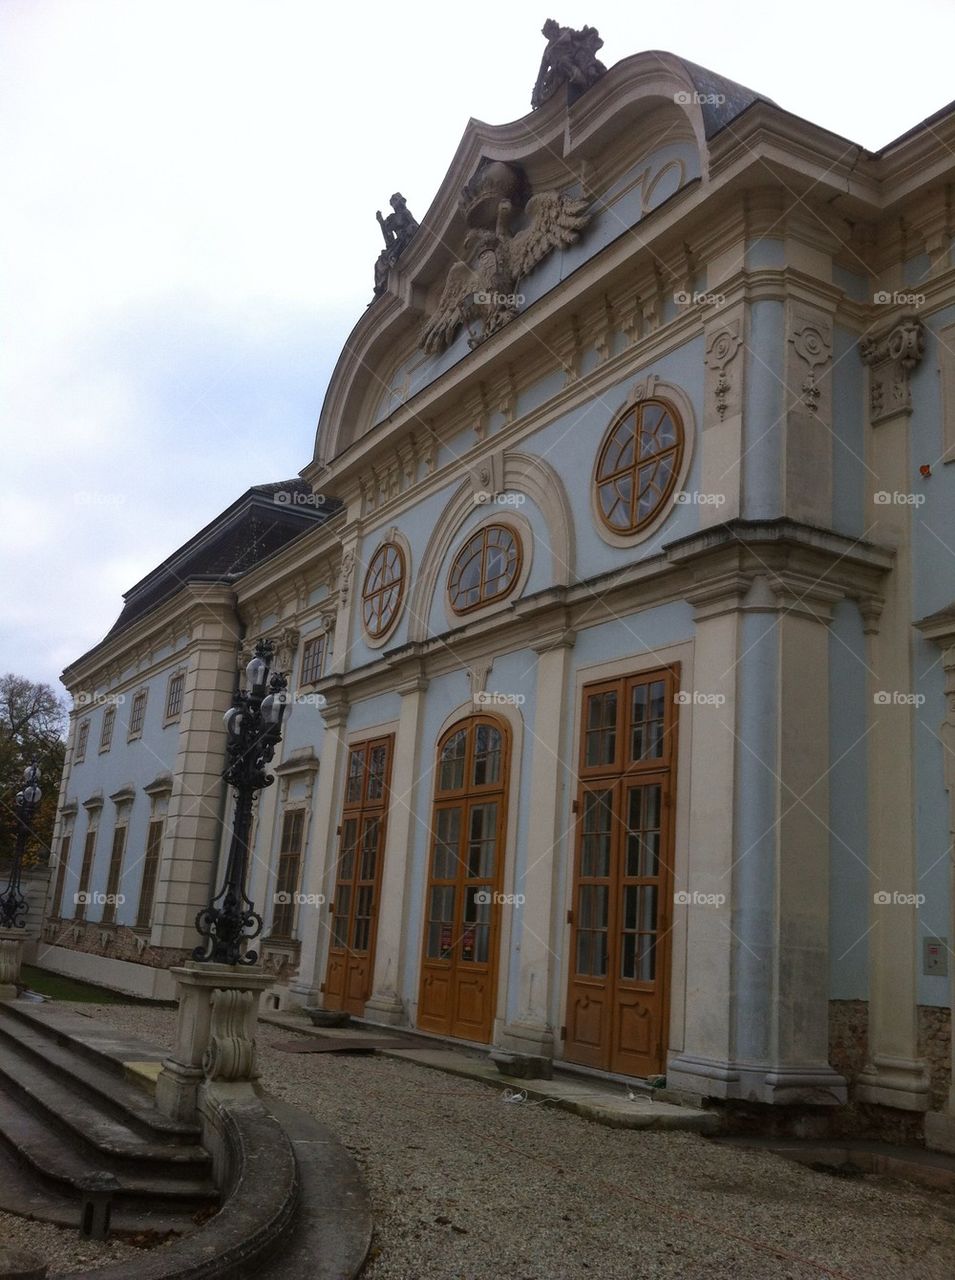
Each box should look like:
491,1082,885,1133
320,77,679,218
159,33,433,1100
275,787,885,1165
594,397,685,535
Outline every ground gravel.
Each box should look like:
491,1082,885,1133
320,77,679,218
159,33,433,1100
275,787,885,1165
70,1003,955,1280
0,1210,142,1276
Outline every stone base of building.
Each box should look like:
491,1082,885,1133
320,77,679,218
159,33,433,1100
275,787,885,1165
37,921,298,1001
666,1054,847,1106
37,944,180,999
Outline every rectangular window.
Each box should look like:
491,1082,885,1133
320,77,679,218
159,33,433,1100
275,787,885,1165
165,672,185,721
99,706,115,752
136,820,164,928
75,721,90,763
75,827,97,920
271,809,305,938
128,690,148,738
51,834,71,917
300,635,325,686
101,825,127,924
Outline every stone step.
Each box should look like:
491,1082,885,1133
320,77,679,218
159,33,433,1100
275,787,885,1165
0,1039,212,1175
0,1004,198,1145
0,1136,201,1236
0,1092,218,1207
0,999,169,1080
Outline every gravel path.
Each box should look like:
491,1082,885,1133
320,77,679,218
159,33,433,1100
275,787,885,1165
0,1211,142,1276
65,1003,955,1279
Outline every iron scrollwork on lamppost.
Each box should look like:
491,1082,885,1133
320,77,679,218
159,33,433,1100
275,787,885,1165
193,641,291,966
0,760,42,929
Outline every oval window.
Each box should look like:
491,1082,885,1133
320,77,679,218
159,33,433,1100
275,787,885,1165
448,524,521,615
595,398,684,535
361,542,406,638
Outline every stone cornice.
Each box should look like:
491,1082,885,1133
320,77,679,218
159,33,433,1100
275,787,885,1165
317,519,894,699
915,604,955,648
273,748,321,777
62,583,238,695
143,773,174,797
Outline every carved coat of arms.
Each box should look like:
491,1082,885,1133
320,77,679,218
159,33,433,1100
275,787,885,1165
420,160,591,355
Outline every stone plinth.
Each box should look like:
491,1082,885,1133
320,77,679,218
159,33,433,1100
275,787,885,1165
155,962,273,1122
0,928,25,1001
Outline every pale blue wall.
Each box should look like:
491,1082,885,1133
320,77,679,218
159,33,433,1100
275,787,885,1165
733,609,779,1061
828,600,869,1000
348,479,461,668
521,341,706,583
742,300,785,518
63,643,194,926
831,326,866,538
909,311,955,1007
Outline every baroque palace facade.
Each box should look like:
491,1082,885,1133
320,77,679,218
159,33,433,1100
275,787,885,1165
46,31,955,1141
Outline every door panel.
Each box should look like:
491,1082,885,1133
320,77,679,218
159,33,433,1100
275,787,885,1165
418,717,509,1043
324,736,393,1015
565,669,678,1078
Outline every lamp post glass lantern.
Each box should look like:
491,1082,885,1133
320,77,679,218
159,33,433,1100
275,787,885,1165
0,760,42,929
193,640,291,966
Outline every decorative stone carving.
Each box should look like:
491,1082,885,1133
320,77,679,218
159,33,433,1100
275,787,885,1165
338,551,355,607
203,987,258,1082
789,321,833,414
468,449,504,503
860,316,925,425
420,160,590,355
240,627,299,681
530,18,607,110
705,324,743,421
373,193,419,296
468,659,493,701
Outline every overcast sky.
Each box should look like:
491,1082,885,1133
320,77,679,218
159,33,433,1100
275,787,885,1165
3,0,955,696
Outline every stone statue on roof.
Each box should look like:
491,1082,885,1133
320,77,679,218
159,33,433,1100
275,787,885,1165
531,19,607,110
373,193,420,296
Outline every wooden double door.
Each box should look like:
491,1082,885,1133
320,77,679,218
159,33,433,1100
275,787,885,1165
324,735,393,1015
565,668,678,1078
418,716,509,1043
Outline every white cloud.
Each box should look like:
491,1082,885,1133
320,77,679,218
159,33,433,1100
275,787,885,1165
2,0,954,689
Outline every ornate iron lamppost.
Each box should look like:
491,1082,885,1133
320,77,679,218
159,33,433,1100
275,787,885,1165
0,760,42,929
193,641,290,966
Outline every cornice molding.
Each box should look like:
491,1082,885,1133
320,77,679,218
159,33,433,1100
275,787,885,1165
62,583,238,694
319,519,893,700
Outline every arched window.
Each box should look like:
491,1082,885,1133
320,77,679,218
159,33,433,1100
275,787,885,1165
362,542,406,639
448,524,521,615
594,397,684,535
418,715,510,1043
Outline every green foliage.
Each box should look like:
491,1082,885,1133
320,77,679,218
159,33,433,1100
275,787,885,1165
0,673,68,862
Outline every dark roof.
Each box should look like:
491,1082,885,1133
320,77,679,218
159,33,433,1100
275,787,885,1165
669,55,775,139
96,479,340,647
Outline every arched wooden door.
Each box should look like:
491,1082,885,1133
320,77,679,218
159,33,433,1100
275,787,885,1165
324,735,393,1015
565,668,678,1077
418,716,510,1043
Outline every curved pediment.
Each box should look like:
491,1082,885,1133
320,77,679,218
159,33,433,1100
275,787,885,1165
311,49,767,470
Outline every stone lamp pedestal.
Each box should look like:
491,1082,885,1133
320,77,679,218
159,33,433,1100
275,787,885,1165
155,962,274,1123
0,927,25,1001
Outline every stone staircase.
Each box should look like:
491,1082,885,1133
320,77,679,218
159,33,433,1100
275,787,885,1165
0,998,217,1236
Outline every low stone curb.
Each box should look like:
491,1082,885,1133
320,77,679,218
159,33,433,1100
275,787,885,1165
251,1098,373,1280
58,1101,298,1280
379,1046,719,1132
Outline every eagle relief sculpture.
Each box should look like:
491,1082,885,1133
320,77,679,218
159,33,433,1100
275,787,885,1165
419,160,591,356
